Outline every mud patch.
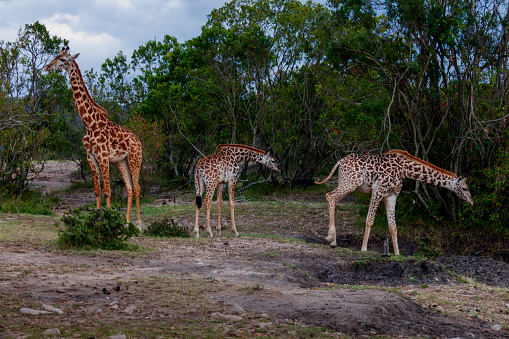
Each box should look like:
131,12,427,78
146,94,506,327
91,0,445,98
214,287,498,338
437,255,509,287
315,258,456,287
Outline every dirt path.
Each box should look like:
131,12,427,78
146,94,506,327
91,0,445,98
1,162,508,338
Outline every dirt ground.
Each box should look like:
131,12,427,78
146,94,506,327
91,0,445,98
1,161,508,338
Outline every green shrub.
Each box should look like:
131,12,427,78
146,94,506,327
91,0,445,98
55,207,140,250
143,218,190,238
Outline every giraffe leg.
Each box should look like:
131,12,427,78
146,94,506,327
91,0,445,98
216,183,224,236
228,179,239,237
86,152,102,209
384,194,399,255
194,203,201,238
97,158,111,209
204,187,215,238
128,150,143,228
325,187,353,246
361,192,384,252
115,160,137,228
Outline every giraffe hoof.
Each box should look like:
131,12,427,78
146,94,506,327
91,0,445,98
329,244,337,248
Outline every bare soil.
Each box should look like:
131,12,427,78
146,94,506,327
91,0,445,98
1,161,508,338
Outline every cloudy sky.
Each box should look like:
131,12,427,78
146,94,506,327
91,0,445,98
0,0,327,72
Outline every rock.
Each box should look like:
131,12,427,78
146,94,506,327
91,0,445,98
42,304,64,314
110,304,119,310
210,312,243,321
260,313,269,318
20,308,50,315
123,305,136,314
491,324,502,331
109,335,126,339
232,303,245,313
42,328,61,335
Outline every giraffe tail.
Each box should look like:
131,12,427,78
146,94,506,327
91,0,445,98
195,170,203,209
315,159,342,185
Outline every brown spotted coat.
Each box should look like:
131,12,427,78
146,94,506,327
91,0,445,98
315,150,474,255
45,48,143,229
194,144,280,238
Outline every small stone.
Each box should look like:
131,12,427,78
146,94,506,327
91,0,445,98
123,305,135,314
95,308,103,313
20,308,50,315
491,324,502,331
109,335,126,339
110,304,119,310
42,304,64,314
42,328,61,335
258,322,272,329
260,313,269,318
232,303,245,313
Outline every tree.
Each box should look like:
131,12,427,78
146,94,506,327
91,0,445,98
326,0,509,218
0,22,66,195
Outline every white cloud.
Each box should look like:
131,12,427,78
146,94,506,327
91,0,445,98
42,14,118,47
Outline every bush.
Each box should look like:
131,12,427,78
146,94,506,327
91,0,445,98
55,207,140,250
143,218,190,238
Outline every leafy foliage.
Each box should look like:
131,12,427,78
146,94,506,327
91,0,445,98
143,218,190,238
55,207,140,250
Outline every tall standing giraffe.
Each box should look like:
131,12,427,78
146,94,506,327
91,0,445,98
315,150,473,255
194,144,280,238
45,47,143,229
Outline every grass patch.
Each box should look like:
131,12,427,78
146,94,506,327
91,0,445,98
0,213,59,246
0,190,58,215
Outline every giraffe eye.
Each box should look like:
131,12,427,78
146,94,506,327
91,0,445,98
60,58,66,62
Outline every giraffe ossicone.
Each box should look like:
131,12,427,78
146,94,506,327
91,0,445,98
315,150,473,255
45,47,144,230
194,144,280,238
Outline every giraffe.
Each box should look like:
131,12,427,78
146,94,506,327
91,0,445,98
315,150,474,255
45,47,143,229
194,144,280,238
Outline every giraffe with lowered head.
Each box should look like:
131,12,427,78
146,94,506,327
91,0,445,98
194,144,280,238
45,47,143,229
315,150,473,255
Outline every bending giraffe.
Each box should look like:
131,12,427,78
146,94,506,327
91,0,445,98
194,144,280,238
45,47,143,229
315,150,473,255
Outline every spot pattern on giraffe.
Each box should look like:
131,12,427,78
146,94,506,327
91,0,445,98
315,150,473,255
45,47,143,230
194,144,280,238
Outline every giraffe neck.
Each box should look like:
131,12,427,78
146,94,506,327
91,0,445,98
66,61,107,129
217,145,265,163
392,151,457,187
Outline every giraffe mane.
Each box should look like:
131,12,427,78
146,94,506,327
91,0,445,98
386,150,457,178
72,60,108,116
215,144,266,155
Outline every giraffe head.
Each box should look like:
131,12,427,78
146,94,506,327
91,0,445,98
450,176,474,205
45,47,80,72
260,149,280,172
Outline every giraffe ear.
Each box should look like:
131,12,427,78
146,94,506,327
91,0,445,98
266,147,273,156
71,53,80,60
453,176,462,185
